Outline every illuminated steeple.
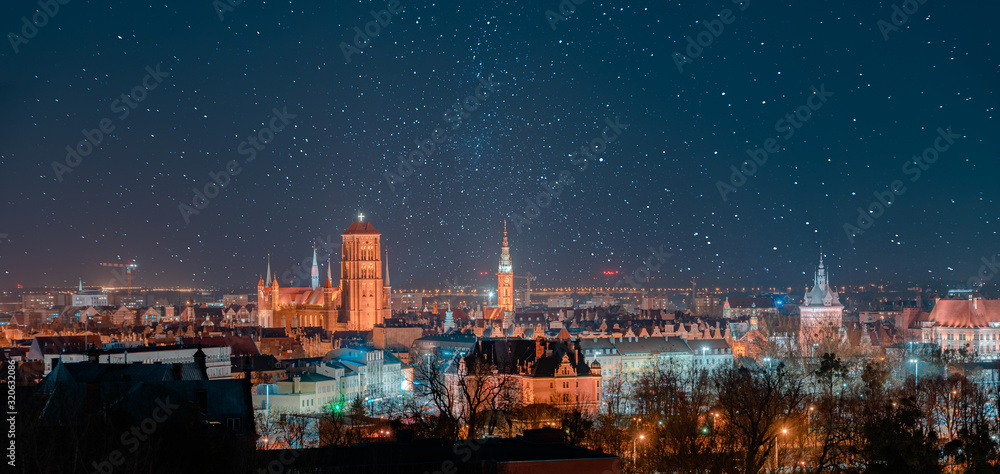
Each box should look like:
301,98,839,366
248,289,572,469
496,220,514,313
265,253,272,286
326,255,332,285
498,220,512,273
311,243,319,290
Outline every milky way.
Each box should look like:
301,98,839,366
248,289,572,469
0,0,997,291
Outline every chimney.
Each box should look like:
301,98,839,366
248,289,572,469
193,344,208,380
535,338,544,359
293,375,301,394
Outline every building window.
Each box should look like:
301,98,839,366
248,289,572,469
226,417,241,431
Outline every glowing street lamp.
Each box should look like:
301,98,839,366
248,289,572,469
633,434,645,461
910,359,919,384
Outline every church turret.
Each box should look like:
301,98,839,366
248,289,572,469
444,302,455,330
383,249,392,317
271,277,280,311
265,253,272,286
311,244,320,290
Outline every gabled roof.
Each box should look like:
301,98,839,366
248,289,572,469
29,336,90,357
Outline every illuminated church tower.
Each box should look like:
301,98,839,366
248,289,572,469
799,249,844,355
497,220,514,313
340,214,390,330
311,245,320,290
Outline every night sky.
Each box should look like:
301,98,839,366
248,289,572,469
0,0,997,291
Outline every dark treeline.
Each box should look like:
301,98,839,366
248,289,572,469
566,353,1000,474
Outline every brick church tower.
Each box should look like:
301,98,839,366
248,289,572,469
497,220,514,313
340,216,390,330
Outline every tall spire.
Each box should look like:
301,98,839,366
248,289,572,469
266,253,272,286
499,220,512,273
384,249,390,287
311,243,320,290
78,279,83,293
326,255,333,285
819,244,824,269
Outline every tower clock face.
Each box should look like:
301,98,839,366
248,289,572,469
504,276,510,284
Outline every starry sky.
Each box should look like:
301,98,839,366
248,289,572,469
0,0,997,291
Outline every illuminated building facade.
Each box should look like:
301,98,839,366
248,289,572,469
257,217,391,332
799,252,844,354
497,220,514,314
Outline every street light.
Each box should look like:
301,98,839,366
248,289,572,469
633,434,645,461
776,428,788,469
910,359,919,384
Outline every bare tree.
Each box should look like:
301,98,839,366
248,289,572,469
634,362,737,473
715,362,806,474
415,358,461,439
450,356,521,439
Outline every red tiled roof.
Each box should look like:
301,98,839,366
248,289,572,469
343,222,380,235
927,299,1000,328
